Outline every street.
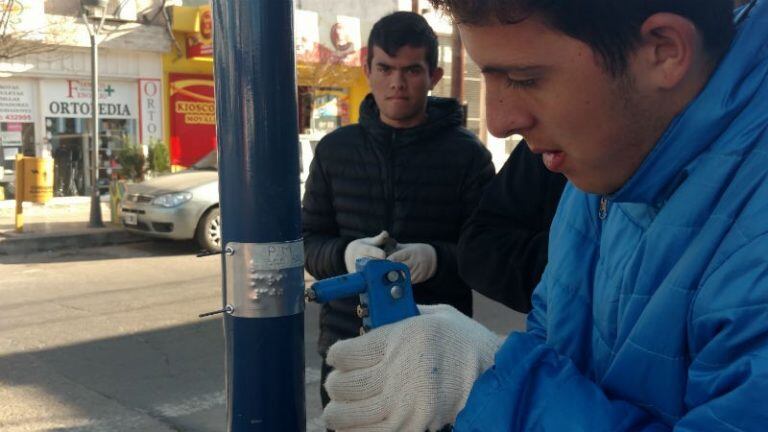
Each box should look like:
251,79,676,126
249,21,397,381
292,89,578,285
0,240,526,432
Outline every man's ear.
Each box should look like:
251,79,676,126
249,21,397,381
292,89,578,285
363,61,371,80
635,13,700,90
429,66,444,89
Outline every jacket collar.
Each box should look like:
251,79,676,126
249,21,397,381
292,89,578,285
611,0,767,205
358,94,463,146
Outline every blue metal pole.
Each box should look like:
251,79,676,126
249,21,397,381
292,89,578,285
212,1,305,431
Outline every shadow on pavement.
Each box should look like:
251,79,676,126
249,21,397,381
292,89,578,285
0,320,225,432
0,307,326,432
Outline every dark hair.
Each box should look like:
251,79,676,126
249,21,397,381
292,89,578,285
428,0,735,76
367,11,439,73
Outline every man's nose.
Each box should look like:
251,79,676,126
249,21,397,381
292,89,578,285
485,93,534,139
389,71,406,89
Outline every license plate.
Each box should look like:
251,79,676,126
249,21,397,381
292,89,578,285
123,213,138,226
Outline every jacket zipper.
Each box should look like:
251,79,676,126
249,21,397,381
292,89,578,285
384,131,396,232
598,195,609,220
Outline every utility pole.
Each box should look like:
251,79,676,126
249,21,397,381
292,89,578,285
212,0,305,430
81,0,107,228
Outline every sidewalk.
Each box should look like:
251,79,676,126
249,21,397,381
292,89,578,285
0,196,142,256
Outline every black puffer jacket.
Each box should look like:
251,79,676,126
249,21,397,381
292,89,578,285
303,95,494,355
458,142,566,313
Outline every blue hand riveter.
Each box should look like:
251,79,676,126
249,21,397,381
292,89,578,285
305,258,420,334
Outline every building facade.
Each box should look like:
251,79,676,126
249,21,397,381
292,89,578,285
164,2,401,173
0,0,171,197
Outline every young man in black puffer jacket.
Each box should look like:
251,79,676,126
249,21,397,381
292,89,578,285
301,11,494,409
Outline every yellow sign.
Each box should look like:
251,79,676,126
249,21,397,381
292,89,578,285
22,157,54,203
14,155,54,232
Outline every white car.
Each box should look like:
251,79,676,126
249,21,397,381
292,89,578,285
121,151,221,252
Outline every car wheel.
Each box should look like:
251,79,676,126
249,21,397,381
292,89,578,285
196,207,221,252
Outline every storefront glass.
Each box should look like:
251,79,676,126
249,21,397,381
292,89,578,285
42,79,139,196
46,117,137,196
298,86,349,136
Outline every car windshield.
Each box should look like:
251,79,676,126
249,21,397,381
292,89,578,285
191,150,218,171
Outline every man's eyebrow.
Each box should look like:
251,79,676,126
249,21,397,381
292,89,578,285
375,61,424,69
480,64,549,74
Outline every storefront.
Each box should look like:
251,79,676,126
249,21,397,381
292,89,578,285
167,5,372,171
0,79,36,194
40,79,139,195
0,0,169,198
0,72,165,197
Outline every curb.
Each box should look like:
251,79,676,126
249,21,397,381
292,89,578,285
0,228,144,255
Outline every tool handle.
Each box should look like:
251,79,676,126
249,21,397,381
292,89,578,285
308,272,367,303
308,259,420,331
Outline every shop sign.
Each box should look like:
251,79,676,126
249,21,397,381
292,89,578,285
295,11,362,67
183,7,363,66
138,79,163,146
169,73,216,166
186,5,213,59
320,14,362,66
0,79,35,122
41,79,138,119
295,9,320,63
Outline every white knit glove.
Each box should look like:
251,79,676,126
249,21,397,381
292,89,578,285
387,242,437,284
344,231,390,273
322,304,502,432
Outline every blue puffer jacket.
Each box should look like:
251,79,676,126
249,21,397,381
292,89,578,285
456,2,768,431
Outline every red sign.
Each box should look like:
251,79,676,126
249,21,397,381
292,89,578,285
169,73,216,167
186,7,213,59
186,34,213,58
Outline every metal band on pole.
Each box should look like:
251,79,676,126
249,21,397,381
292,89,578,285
212,1,305,430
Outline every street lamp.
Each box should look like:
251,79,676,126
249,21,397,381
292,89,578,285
81,0,108,228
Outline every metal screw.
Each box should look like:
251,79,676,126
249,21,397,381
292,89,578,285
390,285,403,299
386,270,400,283
356,304,369,318
304,288,317,303
225,246,235,256
199,304,234,318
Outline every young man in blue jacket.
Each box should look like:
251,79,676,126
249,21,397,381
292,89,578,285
321,1,768,430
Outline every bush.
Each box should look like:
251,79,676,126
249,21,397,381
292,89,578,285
148,141,171,174
117,143,146,182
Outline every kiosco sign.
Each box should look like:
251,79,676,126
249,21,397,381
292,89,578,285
169,73,216,167
41,79,138,119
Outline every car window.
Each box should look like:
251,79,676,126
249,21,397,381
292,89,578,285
191,150,218,171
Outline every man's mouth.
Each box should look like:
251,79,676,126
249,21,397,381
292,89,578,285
528,144,566,172
541,151,565,172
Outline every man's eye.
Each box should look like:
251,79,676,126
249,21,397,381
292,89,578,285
377,66,390,73
505,78,537,89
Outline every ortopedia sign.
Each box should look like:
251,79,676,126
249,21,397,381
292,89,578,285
41,79,137,119
139,79,163,146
